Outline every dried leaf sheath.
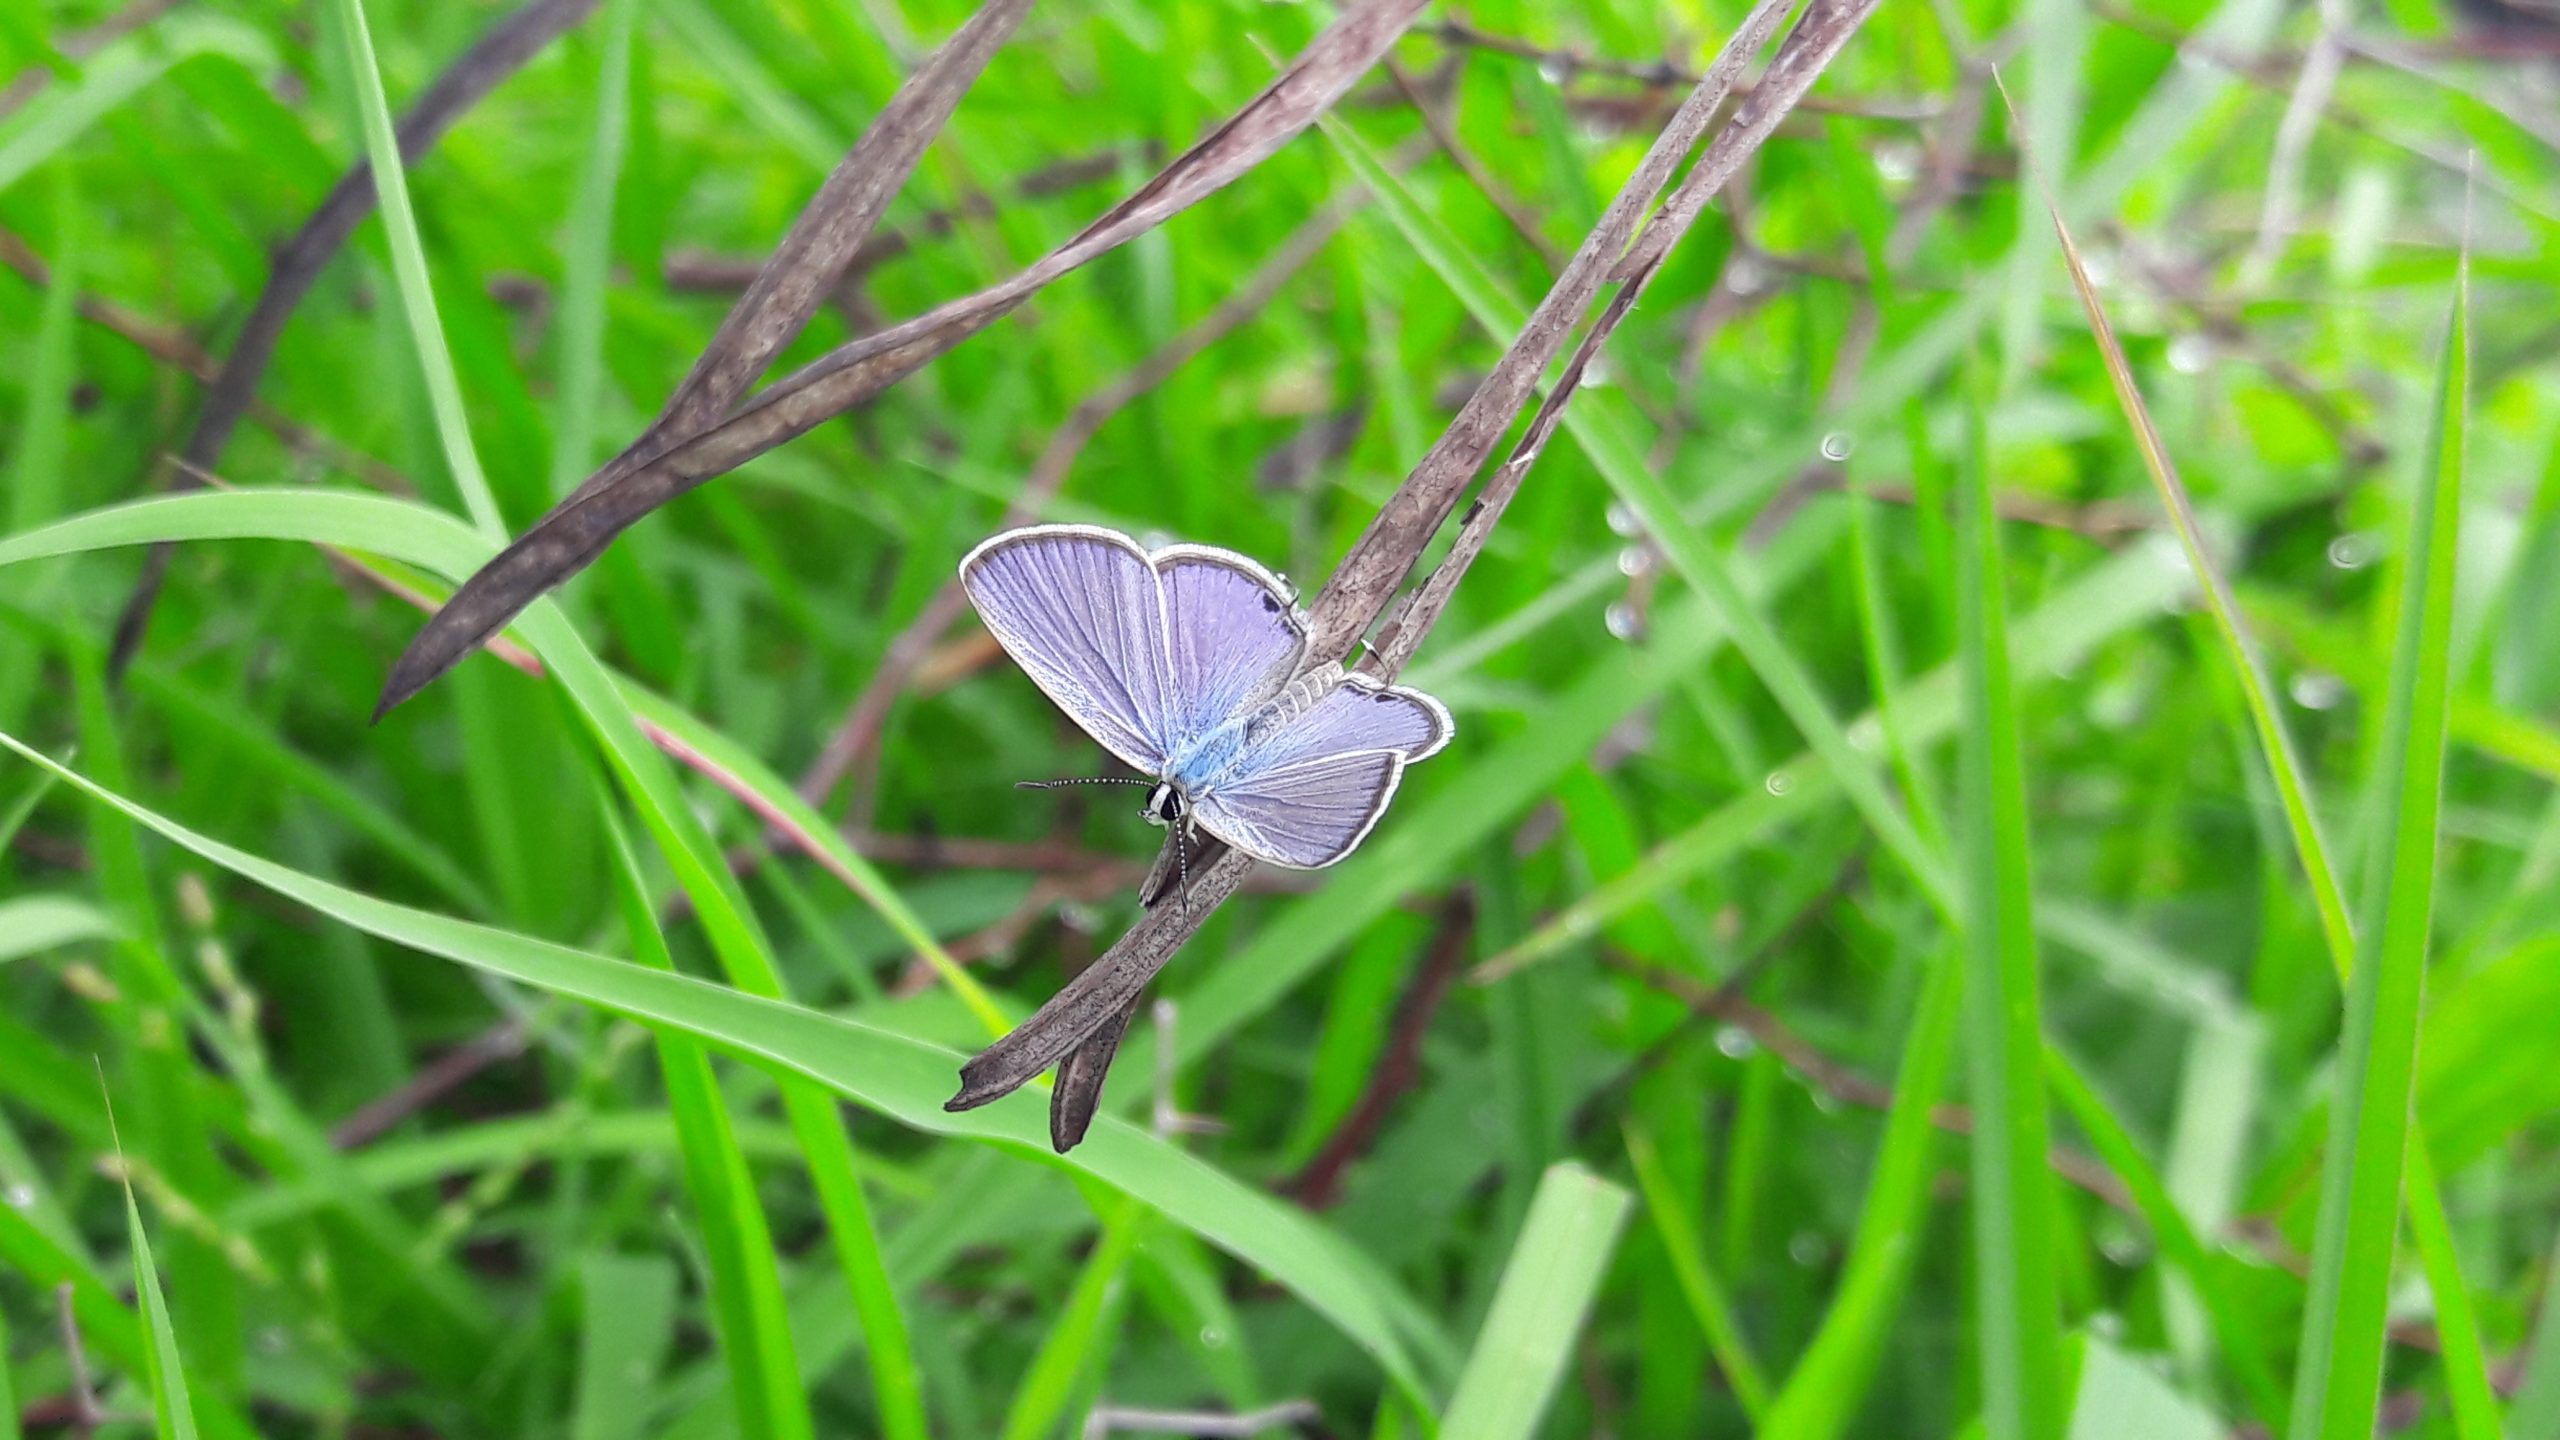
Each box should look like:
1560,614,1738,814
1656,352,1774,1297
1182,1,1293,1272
373,0,1432,719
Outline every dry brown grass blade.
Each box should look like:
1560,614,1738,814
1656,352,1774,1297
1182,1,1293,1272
373,0,1432,720
561,0,1037,515
952,0,1894,1146
108,0,604,680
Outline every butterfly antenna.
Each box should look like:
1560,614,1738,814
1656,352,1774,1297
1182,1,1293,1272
1016,776,1151,790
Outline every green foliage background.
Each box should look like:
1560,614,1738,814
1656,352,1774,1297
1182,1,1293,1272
2,0,2557,1436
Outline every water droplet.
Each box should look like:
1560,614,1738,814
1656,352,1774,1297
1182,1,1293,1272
1605,603,1645,642
1764,772,1793,797
1847,716,1884,752
1789,1231,1827,1266
1537,58,1570,86
1819,431,1855,463
4,1184,33,1210
2080,247,2116,289
2326,533,2373,570
2289,671,2347,710
2167,334,2212,374
1616,545,1655,578
1725,254,1769,296
1199,1326,1227,1348
1874,141,1920,185
1605,501,1641,538
2100,1234,2145,1266
1583,356,1614,388
2090,1311,2125,1340
1715,1026,1757,1059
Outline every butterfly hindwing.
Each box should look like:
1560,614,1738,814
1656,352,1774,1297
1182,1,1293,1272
1192,674,1452,868
1192,748,1408,869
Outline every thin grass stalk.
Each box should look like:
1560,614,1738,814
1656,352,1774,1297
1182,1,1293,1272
1952,356,2064,1440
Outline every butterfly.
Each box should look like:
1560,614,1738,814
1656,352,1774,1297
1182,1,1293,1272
959,524,1452,890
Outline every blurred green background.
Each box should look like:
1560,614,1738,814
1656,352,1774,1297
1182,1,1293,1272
2,0,2557,1435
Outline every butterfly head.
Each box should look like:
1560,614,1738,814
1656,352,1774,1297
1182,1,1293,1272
1141,780,1188,829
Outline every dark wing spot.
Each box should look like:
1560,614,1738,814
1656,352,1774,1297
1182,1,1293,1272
1261,593,1283,613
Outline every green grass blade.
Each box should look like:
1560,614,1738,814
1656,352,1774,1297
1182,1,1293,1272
2511,1216,2560,1435
999,1196,1145,1440
2067,1336,2222,1440
325,0,508,534
0,733,1440,1400
1624,1122,1767,1418
572,1253,681,1440
551,0,640,497
2037,139,2499,1436
110,1100,202,1440
1952,360,2064,1440
1441,1163,1631,1440
2287,259,2469,1440
597,794,814,1440
2045,1048,2285,1429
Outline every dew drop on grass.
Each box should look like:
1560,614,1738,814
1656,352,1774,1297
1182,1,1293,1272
1847,716,1884,752
1819,431,1854,463
1789,1231,1827,1266
2167,334,2212,374
1605,501,1640,537
1875,141,1920,184
1605,603,1644,642
2327,533,2373,570
4,1183,32,1210
1715,1026,1756,1059
1616,545,1654,578
1726,254,1769,296
2290,671,2347,710
1764,772,1793,797
1200,1326,1227,1348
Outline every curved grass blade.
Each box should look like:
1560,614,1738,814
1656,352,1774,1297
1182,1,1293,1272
0,734,1440,1403
596,793,817,1440
1624,1122,1768,1419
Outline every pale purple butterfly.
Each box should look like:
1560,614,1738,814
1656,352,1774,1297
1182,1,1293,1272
959,525,1452,883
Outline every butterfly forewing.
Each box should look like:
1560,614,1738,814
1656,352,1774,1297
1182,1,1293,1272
1155,548,1307,756
960,527,1179,772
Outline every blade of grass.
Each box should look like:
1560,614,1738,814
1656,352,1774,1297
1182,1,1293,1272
0,733,1440,1401
999,1194,1145,1440
549,0,640,498
2027,122,2498,1435
2287,257,2468,1440
1624,1121,1768,1419
1953,355,2064,1440
324,1,957,1410
327,0,507,533
572,1253,680,1440
2044,1049,2286,1429
1440,1163,1631,1440
108,1093,201,1440
595,790,815,1440
2511,1217,2560,1436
